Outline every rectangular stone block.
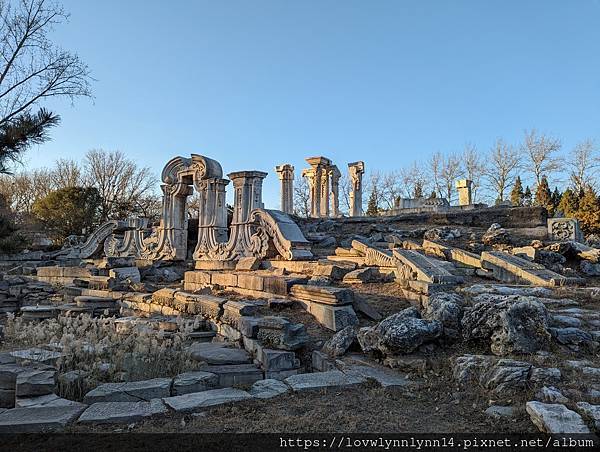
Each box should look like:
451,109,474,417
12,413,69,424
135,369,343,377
162,388,252,413
16,370,56,398
202,364,263,388
309,302,358,332
263,276,308,296
184,271,213,285
237,273,264,291
0,405,86,432
211,272,238,287
259,349,298,371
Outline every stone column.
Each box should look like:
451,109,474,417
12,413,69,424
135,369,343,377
275,164,294,214
329,165,341,217
304,156,332,218
456,179,473,206
348,161,365,217
228,171,268,225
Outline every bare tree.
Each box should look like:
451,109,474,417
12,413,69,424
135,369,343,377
439,153,463,203
379,170,402,210
84,149,156,221
0,0,92,123
568,139,599,194
521,129,562,189
338,173,351,215
0,166,53,215
486,138,521,203
51,158,83,188
399,162,429,199
462,143,487,202
293,176,310,218
0,0,92,171
428,152,443,198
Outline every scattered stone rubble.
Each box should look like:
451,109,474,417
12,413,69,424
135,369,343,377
2,179,600,434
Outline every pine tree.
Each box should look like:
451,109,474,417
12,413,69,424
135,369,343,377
551,187,562,213
510,176,524,206
535,176,553,214
557,189,579,218
576,186,600,233
523,186,532,206
366,189,379,216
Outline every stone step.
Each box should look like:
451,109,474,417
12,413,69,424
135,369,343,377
284,370,365,392
189,343,251,365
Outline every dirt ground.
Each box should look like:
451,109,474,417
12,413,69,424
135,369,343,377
67,376,536,434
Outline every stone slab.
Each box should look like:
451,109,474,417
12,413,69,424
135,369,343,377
0,405,86,432
285,370,365,392
526,401,590,433
83,378,172,404
78,399,167,424
172,371,219,395
201,364,263,387
249,379,290,399
190,343,251,365
162,388,253,412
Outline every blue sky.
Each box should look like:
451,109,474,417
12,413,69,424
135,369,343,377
28,0,600,207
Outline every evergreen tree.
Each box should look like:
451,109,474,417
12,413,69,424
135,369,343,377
534,176,553,214
551,187,562,213
429,190,437,199
510,176,524,206
366,189,379,216
557,189,580,218
576,186,600,233
523,186,532,206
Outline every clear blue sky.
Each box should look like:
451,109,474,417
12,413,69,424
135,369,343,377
29,0,600,207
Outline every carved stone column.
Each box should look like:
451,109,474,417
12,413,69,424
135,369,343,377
456,179,473,206
329,165,341,217
275,164,294,214
228,171,268,225
304,156,332,218
348,161,365,217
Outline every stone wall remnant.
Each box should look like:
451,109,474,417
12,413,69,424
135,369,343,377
302,156,340,218
547,218,583,242
456,179,473,206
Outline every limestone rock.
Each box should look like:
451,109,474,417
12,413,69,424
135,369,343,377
357,308,442,355
422,292,463,340
575,402,600,430
480,359,532,394
249,379,290,399
481,223,511,246
322,326,356,357
462,297,550,355
549,327,596,350
424,227,460,242
580,260,600,276
485,405,515,419
526,401,590,433
536,386,569,404
78,399,167,424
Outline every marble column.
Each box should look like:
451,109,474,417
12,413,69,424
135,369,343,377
348,161,365,217
304,156,332,218
329,165,341,217
227,171,268,225
275,164,294,214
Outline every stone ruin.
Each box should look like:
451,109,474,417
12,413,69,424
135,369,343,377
65,155,312,262
1,154,600,435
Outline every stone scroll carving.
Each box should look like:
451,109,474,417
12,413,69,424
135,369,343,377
69,154,312,262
